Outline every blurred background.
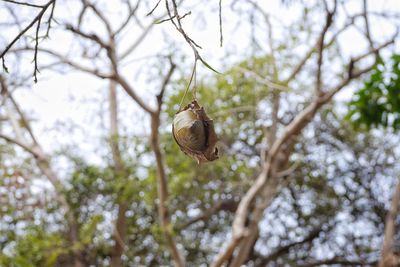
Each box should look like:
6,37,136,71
0,0,400,266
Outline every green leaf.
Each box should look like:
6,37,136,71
199,57,221,74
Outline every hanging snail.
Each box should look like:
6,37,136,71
172,100,219,163
172,59,219,163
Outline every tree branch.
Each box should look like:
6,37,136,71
13,47,113,79
108,80,129,267
0,133,39,157
299,258,378,267
379,178,400,267
253,225,325,266
80,0,113,36
181,200,238,229
112,74,156,114
114,0,141,37
150,62,185,267
2,0,43,8
66,24,109,49
315,6,335,96
211,35,396,267
1,0,56,80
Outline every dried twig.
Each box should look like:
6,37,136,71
2,0,42,8
165,0,219,73
315,4,336,96
0,0,56,81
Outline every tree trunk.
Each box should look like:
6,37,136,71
109,81,128,267
379,178,400,267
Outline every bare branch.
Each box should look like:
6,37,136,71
118,21,158,60
66,24,109,49
0,0,56,80
14,46,113,79
150,61,185,267
147,0,162,16
315,7,335,96
33,12,42,82
362,0,374,49
299,258,378,267
2,0,43,8
253,224,325,265
80,0,113,36
112,74,156,114
165,0,219,73
156,59,176,110
44,0,56,37
0,75,38,143
0,133,39,157
181,200,238,229
114,0,141,36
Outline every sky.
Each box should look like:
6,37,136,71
1,0,400,166
1,0,400,260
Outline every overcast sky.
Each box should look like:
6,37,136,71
1,0,399,166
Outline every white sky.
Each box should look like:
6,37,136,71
1,0,400,166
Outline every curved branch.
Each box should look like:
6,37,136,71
151,62,186,267
181,200,238,229
0,133,39,157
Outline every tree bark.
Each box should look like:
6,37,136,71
149,63,185,267
109,80,128,267
379,178,400,267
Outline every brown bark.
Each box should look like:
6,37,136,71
379,179,400,267
109,80,128,267
149,63,185,267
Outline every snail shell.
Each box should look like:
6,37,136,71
173,110,207,152
172,100,219,163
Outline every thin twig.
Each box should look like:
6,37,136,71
166,0,220,74
219,0,223,47
146,0,162,16
45,1,56,38
33,15,42,82
362,0,374,49
2,0,43,8
0,0,56,81
179,59,197,110
114,0,141,36
315,5,335,96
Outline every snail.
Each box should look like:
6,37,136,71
172,100,219,163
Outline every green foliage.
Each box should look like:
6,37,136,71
347,54,400,130
79,214,103,245
2,52,398,266
0,226,67,267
